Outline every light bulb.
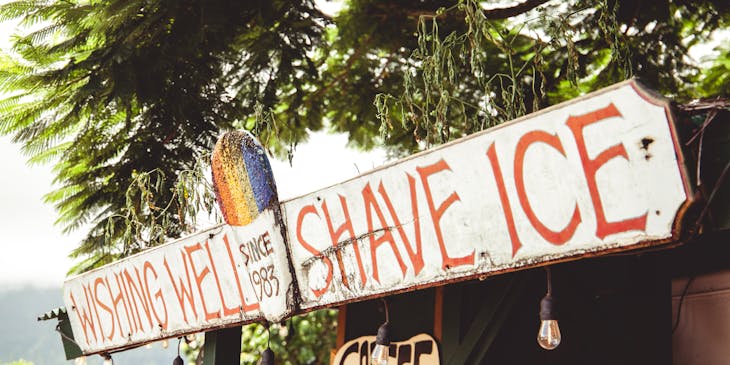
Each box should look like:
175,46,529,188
537,290,561,350
537,319,561,350
371,343,389,365
162,339,169,349
74,356,87,365
371,321,391,365
102,356,112,365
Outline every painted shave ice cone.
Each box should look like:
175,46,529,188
211,130,279,226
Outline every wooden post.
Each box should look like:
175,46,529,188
202,327,242,365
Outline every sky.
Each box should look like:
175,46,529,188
0,131,386,289
0,0,387,290
0,0,726,291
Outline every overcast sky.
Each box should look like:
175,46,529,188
0,0,370,290
0,129,386,290
0,0,726,290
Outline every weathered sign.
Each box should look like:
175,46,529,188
61,80,693,355
332,334,440,365
283,80,692,309
63,131,294,354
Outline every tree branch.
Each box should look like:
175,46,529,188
304,36,373,106
482,0,551,19
399,0,551,20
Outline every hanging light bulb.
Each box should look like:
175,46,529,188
371,299,391,365
259,323,275,365
173,337,184,365
371,322,391,365
162,339,169,349
74,356,87,365
537,267,561,350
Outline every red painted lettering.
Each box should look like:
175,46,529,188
566,103,647,239
122,269,146,332
205,240,239,317
184,243,220,321
223,234,260,312
238,242,250,264
486,143,523,257
69,286,98,344
118,273,139,334
417,159,474,269
106,274,133,336
378,176,425,276
129,267,154,331
514,131,581,245
296,205,332,297
163,254,198,323
93,278,115,340
322,195,366,287
261,232,273,255
143,261,168,329
362,183,407,283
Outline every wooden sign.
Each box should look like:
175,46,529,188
333,334,440,365
63,131,294,354
61,80,693,355
283,80,692,309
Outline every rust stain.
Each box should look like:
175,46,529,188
640,137,654,160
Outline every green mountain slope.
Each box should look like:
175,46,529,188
0,287,177,365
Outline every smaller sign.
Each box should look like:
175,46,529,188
333,334,440,365
63,131,294,354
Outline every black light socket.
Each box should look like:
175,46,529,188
375,322,391,346
260,348,274,365
539,293,557,321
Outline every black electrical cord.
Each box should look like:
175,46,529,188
672,276,695,334
381,298,390,324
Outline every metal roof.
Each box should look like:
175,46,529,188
37,307,67,321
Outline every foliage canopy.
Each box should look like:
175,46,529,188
0,0,727,267
0,0,727,363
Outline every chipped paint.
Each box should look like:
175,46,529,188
63,130,294,355
63,219,287,355
283,79,693,310
59,80,694,356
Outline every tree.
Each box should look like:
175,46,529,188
0,0,727,362
0,0,327,270
1,360,34,365
0,0,727,269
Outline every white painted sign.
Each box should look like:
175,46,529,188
283,80,692,309
63,210,294,354
60,80,693,356
333,334,440,365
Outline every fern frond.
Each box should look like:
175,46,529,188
0,1,47,22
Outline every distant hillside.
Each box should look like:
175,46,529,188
0,286,178,365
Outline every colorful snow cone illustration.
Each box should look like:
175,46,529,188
211,131,278,226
